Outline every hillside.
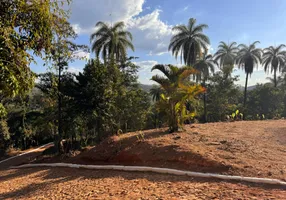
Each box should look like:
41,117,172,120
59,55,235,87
139,83,153,92
39,120,286,181
1,120,286,199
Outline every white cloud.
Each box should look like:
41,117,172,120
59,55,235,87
174,5,190,15
135,60,167,84
69,0,172,55
72,24,93,35
134,60,158,72
66,67,83,74
128,9,172,55
72,50,90,60
183,6,189,11
70,0,144,30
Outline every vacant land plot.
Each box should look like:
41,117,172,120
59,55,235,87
64,120,286,180
0,120,285,199
0,168,285,200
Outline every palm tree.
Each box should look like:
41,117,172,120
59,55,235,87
266,76,284,87
235,41,262,112
214,41,238,76
151,64,204,132
193,54,217,82
150,85,164,102
193,54,217,122
90,21,134,62
168,18,210,66
262,44,286,87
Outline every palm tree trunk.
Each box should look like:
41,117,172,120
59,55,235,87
202,80,207,123
274,68,277,87
57,59,63,154
203,93,207,123
243,73,249,120
169,101,178,133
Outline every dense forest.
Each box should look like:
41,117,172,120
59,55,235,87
1,0,286,154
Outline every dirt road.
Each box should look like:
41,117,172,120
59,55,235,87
0,167,285,199
0,143,53,170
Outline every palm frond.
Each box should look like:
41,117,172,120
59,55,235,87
151,64,171,78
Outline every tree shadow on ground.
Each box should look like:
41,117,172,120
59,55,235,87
0,168,77,199
0,167,285,199
266,127,286,146
68,128,232,174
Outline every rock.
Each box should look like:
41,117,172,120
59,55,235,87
207,142,221,145
220,140,227,144
173,136,181,140
193,131,199,135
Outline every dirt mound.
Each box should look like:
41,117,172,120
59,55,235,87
75,130,231,174
33,120,286,181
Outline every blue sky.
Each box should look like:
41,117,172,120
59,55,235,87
31,0,286,86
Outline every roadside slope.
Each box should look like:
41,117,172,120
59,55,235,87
61,120,286,180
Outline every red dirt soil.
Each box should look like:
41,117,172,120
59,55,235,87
1,120,286,199
41,120,286,181
0,168,285,199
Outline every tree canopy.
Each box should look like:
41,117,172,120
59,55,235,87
0,0,72,117
169,18,210,66
90,21,134,62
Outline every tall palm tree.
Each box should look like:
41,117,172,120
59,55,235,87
262,44,286,87
266,76,284,87
90,21,134,62
235,41,262,112
151,64,204,132
193,54,217,122
168,18,210,66
214,41,238,76
193,54,217,82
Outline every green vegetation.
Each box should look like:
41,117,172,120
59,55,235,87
214,42,238,76
1,1,286,156
262,45,286,87
169,18,210,66
90,21,134,63
236,41,262,117
0,0,72,117
151,65,204,132
193,54,217,122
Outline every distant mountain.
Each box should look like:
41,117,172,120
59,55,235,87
238,85,257,91
141,84,258,93
139,84,153,92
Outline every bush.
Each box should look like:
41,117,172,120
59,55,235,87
0,120,10,152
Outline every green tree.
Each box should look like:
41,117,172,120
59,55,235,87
247,84,285,119
90,21,134,62
266,76,284,87
168,18,210,66
214,42,238,77
193,54,217,122
262,45,286,87
0,119,10,153
150,85,164,102
44,21,88,153
206,72,242,122
151,64,204,132
0,0,71,116
236,41,262,114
